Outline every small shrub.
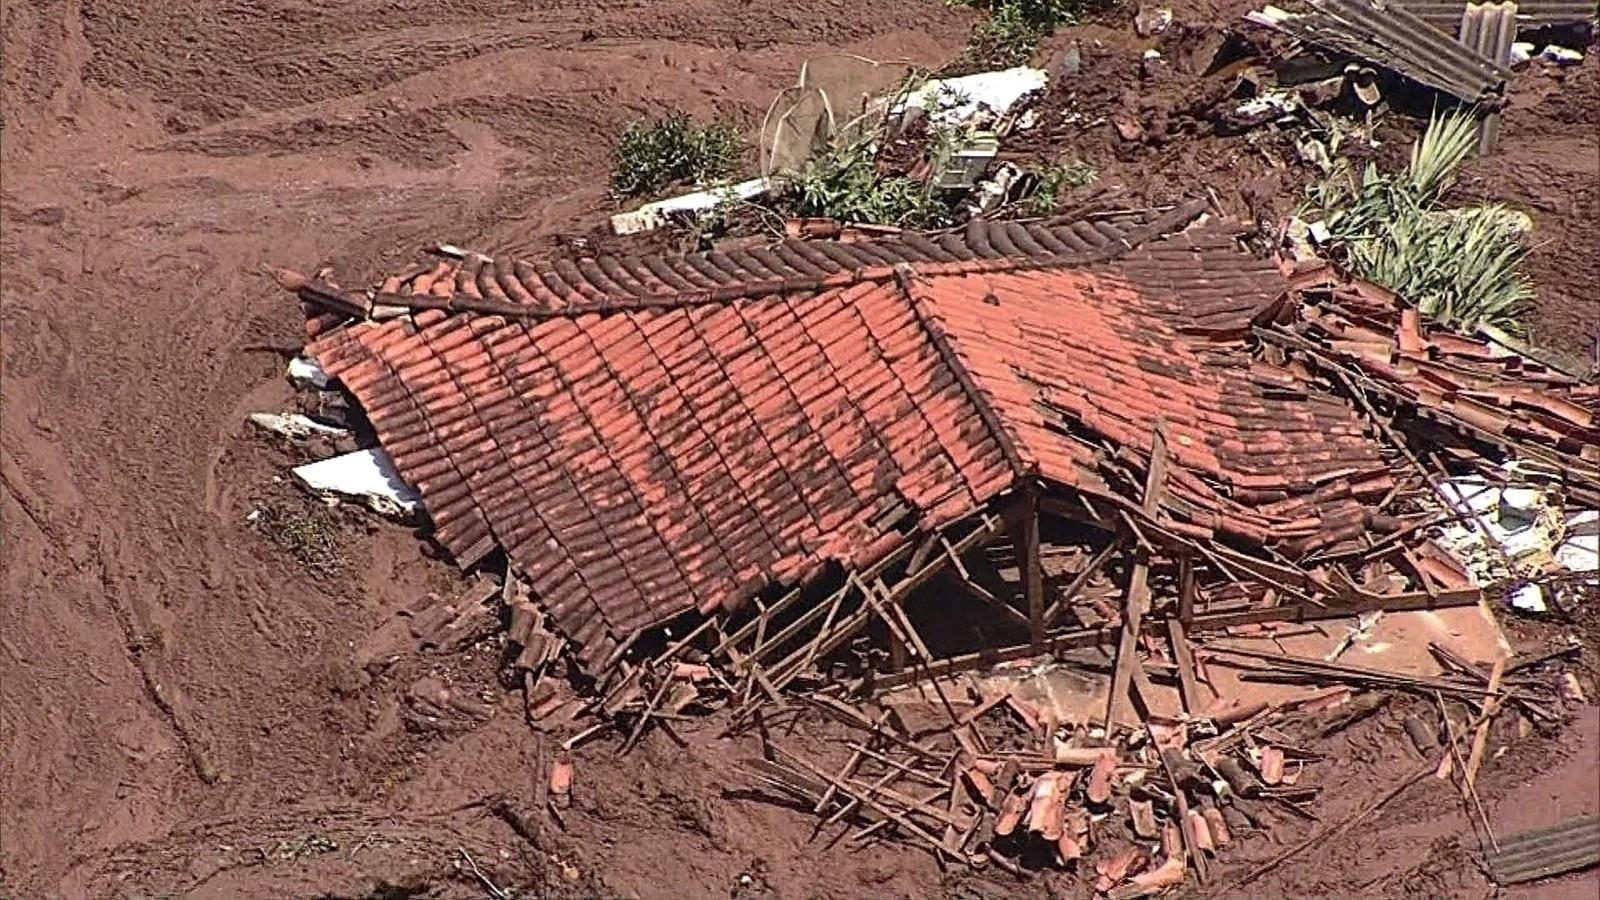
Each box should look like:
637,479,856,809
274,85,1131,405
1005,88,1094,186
963,3,1046,69
1025,158,1096,214
255,503,343,571
610,114,744,198
953,0,1084,30
953,0,1103,69
785,138,959,229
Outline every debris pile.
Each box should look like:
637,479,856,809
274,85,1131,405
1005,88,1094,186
246,3,1600,893
262,184,1596,887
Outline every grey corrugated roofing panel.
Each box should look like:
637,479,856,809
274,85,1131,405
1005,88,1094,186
1487,814,1600,884
1312,0,1513,103
1460,2,1519,150
1395,0,1598,33
1254,0,1514,104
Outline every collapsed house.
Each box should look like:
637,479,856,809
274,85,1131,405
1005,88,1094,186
274,200,1598,889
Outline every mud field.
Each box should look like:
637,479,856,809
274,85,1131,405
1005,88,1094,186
2,1,1597,898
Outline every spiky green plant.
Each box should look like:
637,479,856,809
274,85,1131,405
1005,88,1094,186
1308,111,1532,332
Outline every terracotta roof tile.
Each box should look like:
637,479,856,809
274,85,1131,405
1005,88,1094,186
299,210,1430,666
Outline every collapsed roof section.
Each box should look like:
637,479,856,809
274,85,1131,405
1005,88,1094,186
1249,0,1515,105
286,205,1598,673
290,206,1380,667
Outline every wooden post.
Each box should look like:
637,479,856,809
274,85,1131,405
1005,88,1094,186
1011,492,1046,648
1106,423,1168,730
1106,551,1150,729
1178,553,1196,624
1167,617,1203,715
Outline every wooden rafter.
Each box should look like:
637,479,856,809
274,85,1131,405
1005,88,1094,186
1105,423,1168,729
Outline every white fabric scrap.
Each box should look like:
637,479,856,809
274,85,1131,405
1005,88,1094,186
287,356,331,390
293,449,421,517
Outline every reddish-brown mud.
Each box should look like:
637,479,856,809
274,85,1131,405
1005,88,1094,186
2,2,1594,898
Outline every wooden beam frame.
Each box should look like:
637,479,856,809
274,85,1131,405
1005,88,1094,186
856,585,1484,694
1008,491,1046,647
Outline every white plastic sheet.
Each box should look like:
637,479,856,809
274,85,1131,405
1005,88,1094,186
293,449,421,517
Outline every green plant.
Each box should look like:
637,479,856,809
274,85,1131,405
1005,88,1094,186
963,3,1046,69
1306,110,1532,332
255,504,343,570
1025,158,1096,214
610,114,744,198
784,138,959,229
952,0,1084,30
953,0,1100,69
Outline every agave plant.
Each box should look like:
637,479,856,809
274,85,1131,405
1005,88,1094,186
1309,110,1533,332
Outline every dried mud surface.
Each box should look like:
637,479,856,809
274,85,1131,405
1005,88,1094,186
1,2,1596,898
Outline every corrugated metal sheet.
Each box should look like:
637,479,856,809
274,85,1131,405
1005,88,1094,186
1458,3,1520,150
1487,813,1600,884
304,229,1401,668
1395,0,1598,35
1255,0,1513,105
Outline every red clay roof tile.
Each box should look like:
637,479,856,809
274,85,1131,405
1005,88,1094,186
302,215,1461,667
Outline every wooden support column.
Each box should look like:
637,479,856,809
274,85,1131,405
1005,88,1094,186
1105,423,1169,730
1178,552,1196,624
1167,617,1204,715
1010,492,1046,648
1105,551,1151,729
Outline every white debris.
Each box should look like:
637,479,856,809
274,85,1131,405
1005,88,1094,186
611,177,770,236
934,132,1001,190
249,412,350,441
897,67,1049,127
292,449,421,518
1541,45,1584,66
1135,5,1173,37
1430,464,1595,610
1510,583,1547,614
1556,510,1599,575
1509,42,1535,66
968,162,1021,214
287,356,331,390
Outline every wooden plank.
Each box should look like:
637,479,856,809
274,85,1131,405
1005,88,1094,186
1178,553,1196,624
736,579,857,673
1167,616,1203,715
1464,653,1508,789
1106,555,1151,729
859,589,1483,695
1105,425,1168,729
950,566,1034,632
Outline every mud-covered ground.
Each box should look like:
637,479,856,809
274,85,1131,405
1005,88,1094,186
2,1,1596,898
